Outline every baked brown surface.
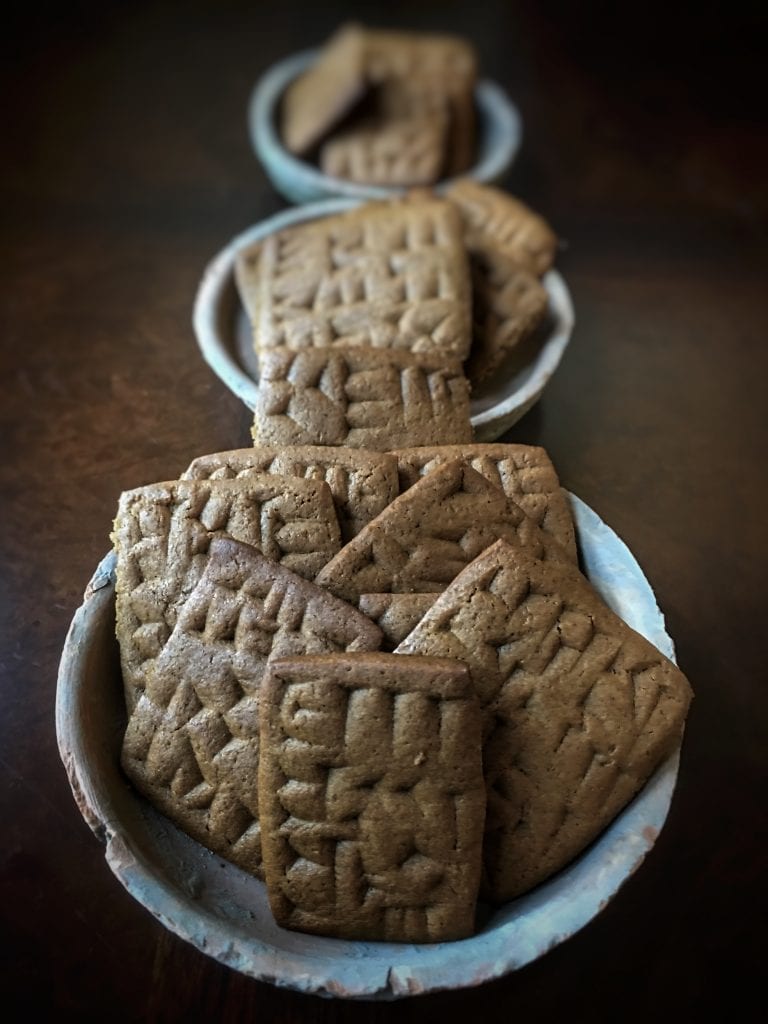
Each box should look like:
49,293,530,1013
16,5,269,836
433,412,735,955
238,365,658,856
182,445,399,542
258,652,485,942
395,539,692,902
121,538,383,880
446,179,558,277
280,23,367,156
314,458,569,603
252,346,472,450
392,443,578,563
250,198,471,360
358,593,439,649
320,115,448,187
113,475,342,711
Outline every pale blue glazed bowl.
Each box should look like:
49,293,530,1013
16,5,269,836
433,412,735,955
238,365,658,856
248,49,523,204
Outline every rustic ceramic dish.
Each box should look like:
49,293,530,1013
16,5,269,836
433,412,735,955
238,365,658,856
248,49,523,204
192,199,574,441
56,494,680,999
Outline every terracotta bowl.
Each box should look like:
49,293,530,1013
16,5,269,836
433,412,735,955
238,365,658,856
56,494,680,999
248,49,523,205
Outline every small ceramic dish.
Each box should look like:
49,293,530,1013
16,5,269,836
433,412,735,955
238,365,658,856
56,494,680,1000
248,49,523,204
192,199,574,441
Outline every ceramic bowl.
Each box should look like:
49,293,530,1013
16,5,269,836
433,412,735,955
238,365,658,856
248,49,523,204
192,200,574,440
56,494,680,999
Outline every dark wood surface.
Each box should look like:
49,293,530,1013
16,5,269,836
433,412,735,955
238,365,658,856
2,1,766,1019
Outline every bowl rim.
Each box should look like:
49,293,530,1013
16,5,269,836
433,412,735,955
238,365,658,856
56,493,681,999
248,48,523,201
191,199,575,438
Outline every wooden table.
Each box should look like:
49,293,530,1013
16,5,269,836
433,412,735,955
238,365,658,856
2,2,765,1019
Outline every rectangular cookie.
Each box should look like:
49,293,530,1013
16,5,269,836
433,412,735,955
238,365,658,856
258,652,485,942
320,115,448,187
395,539,693,903
446,180,558,277
113,474,342,710
314,458,571,603
251,198,472,361
182,445,399,542
122,538,383,880
252,347,472,451
392,444,578,563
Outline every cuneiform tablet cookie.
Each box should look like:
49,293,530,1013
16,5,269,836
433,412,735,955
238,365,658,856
395,539,693,902
358,593,439,650
466,249,549,386
122,539,383,879
315,458,569,603
281,23,368,156
252,347,472,451
251,198,471,360
446,180,558,277
392,444,577,563
182,445,399,542
113,475,342,710
259,652,485,942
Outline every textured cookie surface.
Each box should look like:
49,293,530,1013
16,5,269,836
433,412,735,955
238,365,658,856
281,23,368,155
252,347,472,450
182,445,399,542
113,475,341,710
259,652,485,942
358,593,438,650
395,539,693,902
320,115,447,187
446,180,557,277
251,199,471,360
315,459,567,602
121,539,383,879
393,444,577,563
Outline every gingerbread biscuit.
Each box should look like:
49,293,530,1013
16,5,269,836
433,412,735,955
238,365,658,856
122,538,383,880
182,445,399,542
395,539,693,902
251,198,471,361
314,459,569,603
281,23,368,156
466,249,549,386
358,593,438,650
234,242,263,326
113,475,341,710
392,444,578,563
446,180,558,277
258,652,485,941
320,115,447,187
252,347,472,451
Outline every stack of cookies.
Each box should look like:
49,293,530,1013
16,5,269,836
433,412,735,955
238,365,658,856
113,441,692,943
281,24,478,186
235,183,557,447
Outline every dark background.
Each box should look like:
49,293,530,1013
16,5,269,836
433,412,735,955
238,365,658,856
1,1,766,1020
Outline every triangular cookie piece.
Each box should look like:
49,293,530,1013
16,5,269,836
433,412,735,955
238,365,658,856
314,458,570,603
395,539,692,902
121,538,383,880
113,475,341,711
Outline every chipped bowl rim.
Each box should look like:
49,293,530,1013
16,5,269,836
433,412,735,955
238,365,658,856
248,48,523,205
192,199,574,438
56,494,680,999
